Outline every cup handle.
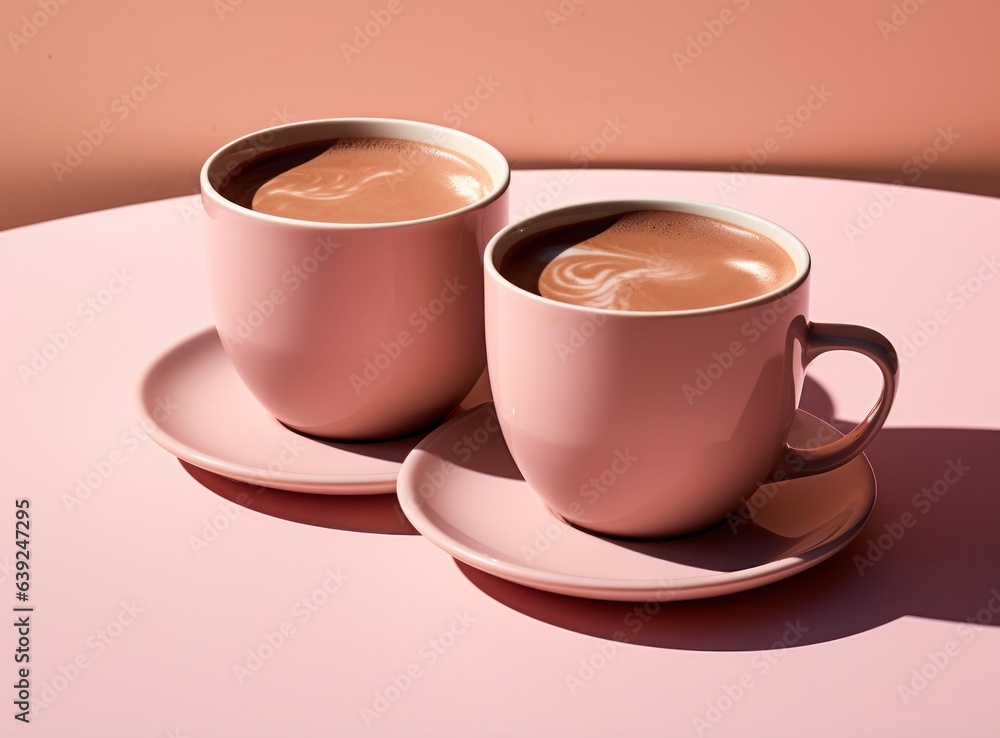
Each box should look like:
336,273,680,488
777,322,899,478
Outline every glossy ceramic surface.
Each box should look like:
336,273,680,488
485,199,896,538
398,404,877,601
134,327,492,493
202,118,509,440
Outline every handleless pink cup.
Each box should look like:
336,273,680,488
485,200,898,538
201,118,509,440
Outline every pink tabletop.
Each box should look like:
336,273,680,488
2,170,999,736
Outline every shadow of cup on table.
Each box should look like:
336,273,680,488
175,370,495,536
179,461,419,536
458,378,1000,651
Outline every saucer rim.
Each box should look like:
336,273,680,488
397,404,877,601
132,327,401,495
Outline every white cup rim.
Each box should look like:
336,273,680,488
485,199,812,318
200,117,511,230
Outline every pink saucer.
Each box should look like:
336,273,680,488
134,328,491,494
397,403,876,601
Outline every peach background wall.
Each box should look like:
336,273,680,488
2,0,997,231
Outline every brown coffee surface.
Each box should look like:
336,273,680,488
500,210,796,311
238,137,491,224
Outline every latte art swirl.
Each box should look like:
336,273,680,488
248,138,491,224
505,210,796,312
542,249,698,310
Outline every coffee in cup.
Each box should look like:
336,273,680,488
485,200,897,538
218,137,494,224
201,119,509,441
499,209,797,311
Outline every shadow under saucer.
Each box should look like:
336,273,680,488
397,377,1000,651
453,422,1000,651
179,460,418,536
397,402,875,604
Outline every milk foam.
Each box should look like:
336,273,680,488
537,210,796,311
251,138,491,224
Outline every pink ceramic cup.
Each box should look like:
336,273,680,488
201,118,509,440
485,200,898,538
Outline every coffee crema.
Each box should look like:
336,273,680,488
218,137,492,224
499,210,797,311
